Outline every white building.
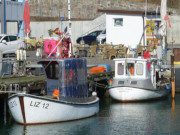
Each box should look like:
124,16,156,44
98,9,163,49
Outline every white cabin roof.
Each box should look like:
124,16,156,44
114,57,158,79
113,57,158,62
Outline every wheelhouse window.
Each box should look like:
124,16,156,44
118,63,124,75
126,63,134,76
43,62,59,79
114,18,123,27
136,63,143,75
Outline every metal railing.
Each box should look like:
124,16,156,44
81,22,105,37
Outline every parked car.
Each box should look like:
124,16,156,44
0,34,26,56
96,29,106,44
76,30,102,45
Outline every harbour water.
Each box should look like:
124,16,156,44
1,93,180,135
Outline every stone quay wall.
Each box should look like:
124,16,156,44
28,0,180,20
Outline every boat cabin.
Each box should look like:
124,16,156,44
39,58,88,98
114,58,159,86
112,58,162,90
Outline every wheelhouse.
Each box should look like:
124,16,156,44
39,58,88,98
114,58,157,80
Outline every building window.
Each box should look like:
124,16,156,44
114,18,123,27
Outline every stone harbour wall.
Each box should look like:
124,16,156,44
28,0,180,20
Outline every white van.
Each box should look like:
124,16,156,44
96,29,106,44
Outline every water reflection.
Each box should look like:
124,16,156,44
99,96,180,135
9,116,99,135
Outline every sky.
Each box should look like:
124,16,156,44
18,0,24,2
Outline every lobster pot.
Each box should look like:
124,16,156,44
59,59,88,97
44,40,57,54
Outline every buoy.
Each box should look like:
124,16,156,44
109,80,113,87
92,92,97,97
52,89,59,99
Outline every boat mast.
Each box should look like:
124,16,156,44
160,0,167,54
145,0,147,17
144,0,147,47
68,0,72,57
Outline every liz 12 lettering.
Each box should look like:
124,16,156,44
30,101,49,109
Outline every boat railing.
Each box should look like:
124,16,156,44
58,95,97,104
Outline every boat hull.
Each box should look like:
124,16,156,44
8,94,99,125
109,87,169,102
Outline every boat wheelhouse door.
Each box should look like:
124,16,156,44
135,61,145,78
42,61,60,96
126,62,135,76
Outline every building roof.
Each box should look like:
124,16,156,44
98,9,172,16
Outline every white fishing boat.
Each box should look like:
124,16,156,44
8,58,99,125
109,0,172,102
109,57,171,102
8,0,99,125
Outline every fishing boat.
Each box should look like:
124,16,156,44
109,56,171,102
8,0,99,125
8,58,99,125
108,0,172,102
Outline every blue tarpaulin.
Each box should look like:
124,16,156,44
18,0,25,37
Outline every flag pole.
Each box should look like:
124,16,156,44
144,0,147,47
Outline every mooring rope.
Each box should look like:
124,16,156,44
89,80,109,89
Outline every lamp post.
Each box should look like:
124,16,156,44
1,0,7,34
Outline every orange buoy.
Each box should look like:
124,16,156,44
52,89,59,98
